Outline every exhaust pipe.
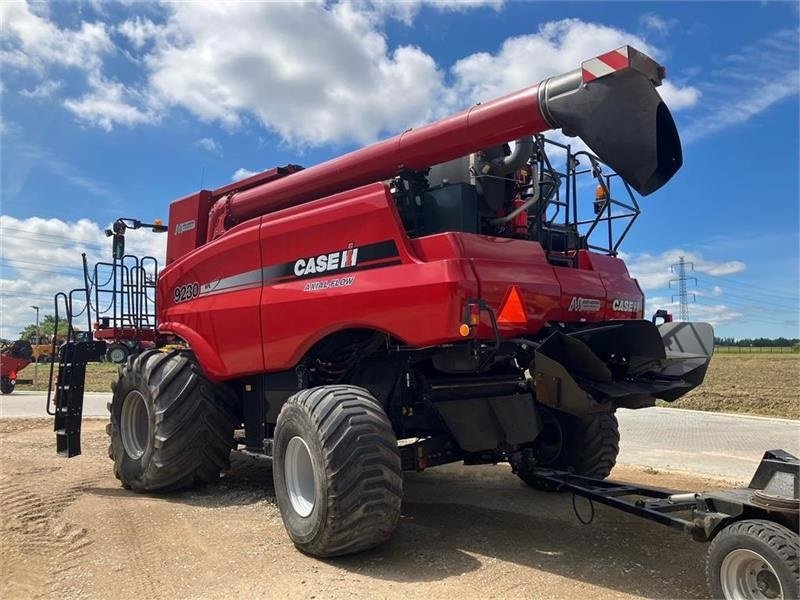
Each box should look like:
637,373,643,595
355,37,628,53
207,46,682,239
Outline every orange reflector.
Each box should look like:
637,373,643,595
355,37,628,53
458,323,471,337
497,286,527,325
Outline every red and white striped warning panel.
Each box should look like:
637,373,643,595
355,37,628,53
581,46,631,83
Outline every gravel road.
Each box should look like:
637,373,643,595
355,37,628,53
2,418,748,599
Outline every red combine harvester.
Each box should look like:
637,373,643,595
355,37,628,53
50,47,798,597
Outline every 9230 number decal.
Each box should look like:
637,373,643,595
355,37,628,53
173,282,200,303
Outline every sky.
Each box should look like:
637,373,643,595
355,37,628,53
0,0,798,340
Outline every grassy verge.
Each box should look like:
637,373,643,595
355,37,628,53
16,361,118,393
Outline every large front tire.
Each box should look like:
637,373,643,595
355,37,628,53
273,385,402,557
513,407,620,490
107,350,237,492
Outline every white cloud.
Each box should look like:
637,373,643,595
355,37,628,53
639,13,676,35
683,29,799,142
0,1,112,74
2,4,701,146
450,19,698,111
116,17,163,49
63,75,153,131
369,0,503,25
658,81,701,111
623,248,746,291
140,2,445,145
196,137,221,154
20,79,62,99
231,167,260,182
0,215,166,339
644,296,744,326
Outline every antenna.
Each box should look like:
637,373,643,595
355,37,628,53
669,256,697,321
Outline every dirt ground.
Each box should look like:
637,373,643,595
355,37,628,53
1,419,739,599
664,354,799,419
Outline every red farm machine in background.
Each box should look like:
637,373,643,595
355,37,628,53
0,339,33,394
91,218,165,363
48,45,798,598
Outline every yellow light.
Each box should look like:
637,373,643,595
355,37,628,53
458,323,471,337
153,218,164,226
595,185,607,200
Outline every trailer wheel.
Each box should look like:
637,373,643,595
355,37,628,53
107,349,236,492
513,407,619,490
273,385,402,557
707,519,799,600
106,343,130,364
1,376,14,395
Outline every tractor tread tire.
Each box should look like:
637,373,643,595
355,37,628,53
107,349,237,492
574,412,620,479
515,410,619,490
706,519,799,599
274,385,402,557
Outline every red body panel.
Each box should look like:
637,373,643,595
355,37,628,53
166,191,213,265
158,185,644,382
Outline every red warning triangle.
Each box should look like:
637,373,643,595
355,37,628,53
498,286,527,325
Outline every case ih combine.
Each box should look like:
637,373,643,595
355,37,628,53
49,47,798,598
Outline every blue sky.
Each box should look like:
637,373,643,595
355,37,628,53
1,0,798,339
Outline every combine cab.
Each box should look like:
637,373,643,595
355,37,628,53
48,46,798,597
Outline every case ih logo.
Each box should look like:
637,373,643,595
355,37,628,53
568,297,602,312
294,243,359,277
612,298,643,313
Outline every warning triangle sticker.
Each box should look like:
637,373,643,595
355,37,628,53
498,286,527,324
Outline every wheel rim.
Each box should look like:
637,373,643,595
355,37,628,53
109,348,126,363
284,436,316,518
533,410,564,465
120,390,151,460
720,548,784,600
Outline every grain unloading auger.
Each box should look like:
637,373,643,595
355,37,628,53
47,46,798,599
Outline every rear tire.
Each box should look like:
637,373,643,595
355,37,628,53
513,407,619,490
273,385,402,557
107,343,130,364
1,376,14,395
707,519,799,599
107,349,237,492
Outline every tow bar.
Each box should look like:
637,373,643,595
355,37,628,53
530,450,799,599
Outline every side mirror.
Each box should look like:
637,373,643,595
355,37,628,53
652,309,673,326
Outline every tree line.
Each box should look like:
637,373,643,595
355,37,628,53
714,336,799,348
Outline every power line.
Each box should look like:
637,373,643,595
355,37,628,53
695,282,799,312
699,273,797,300
694,299,798,327
0,226,108,248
